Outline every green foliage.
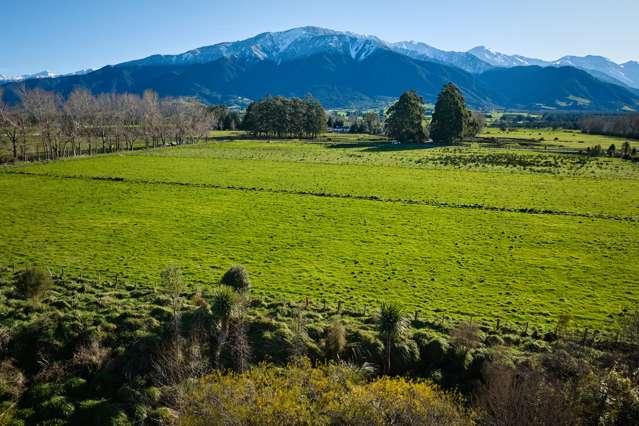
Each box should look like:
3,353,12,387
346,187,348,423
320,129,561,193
180,359,472,425
385,90,428,143
75,400,131,426
41,396,75,420
14,267,52,302
243,95,326,138
220,265,251,293
148,407,177,425
211,286,239,322
160,266,184,296
64,377,87,399
464,111,486,137
377,302,408,374
430,83,467,145
144,386,162,405
378,303,407,340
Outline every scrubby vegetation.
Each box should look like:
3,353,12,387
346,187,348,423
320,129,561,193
180,360,472,425
0,264,638,425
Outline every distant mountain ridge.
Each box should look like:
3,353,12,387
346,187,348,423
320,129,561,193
0,69,93,84
1,26,638,111
466,48,639,89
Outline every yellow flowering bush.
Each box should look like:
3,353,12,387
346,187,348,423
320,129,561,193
180,358,472,425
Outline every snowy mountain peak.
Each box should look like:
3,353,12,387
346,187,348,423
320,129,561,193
125,26,389,67
0,70,57,82
0,69,94,83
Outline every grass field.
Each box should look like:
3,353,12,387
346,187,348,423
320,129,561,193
1,132,638,329
480,127,639,150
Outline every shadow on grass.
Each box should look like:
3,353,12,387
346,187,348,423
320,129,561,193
328,141,450,152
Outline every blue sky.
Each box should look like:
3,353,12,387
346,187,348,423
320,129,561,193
2,0,638,76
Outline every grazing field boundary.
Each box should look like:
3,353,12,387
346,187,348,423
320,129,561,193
7,169,637,223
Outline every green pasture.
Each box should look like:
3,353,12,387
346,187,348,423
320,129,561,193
1,135,638,329
480,127,639,150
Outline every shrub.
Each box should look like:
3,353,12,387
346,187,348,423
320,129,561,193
0,360,25,401
131,404,148,424
484,335,504,347
14,267,52,303
64,377,87,399
41,396,75,419
148,407,177,425
329,376,470,425
179,359,471,425
144,386,162,405
476,363,576,426
450,321,482,353
74,400,131,426
26,383,62,406
324,318,347,360
220,265,251,293
345,329,384,366
421,337,450,369
72,337,111,374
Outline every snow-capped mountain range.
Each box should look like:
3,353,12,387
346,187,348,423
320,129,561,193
122,27,384,67
2,26,637,112
119,26,639,89
470,47,639,89
0,70,58,83
0,69,93,84
4,27,637,90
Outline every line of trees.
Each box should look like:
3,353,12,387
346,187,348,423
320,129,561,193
0,87,217,162
492,112,639,141
579,113,639,139
242,95,326,138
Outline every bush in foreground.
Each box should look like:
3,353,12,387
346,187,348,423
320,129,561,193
179,358,472,425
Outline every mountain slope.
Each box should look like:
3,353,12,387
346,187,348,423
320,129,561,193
3,49,637,111
2,50,491,108
468,47,639,89
478,66,638,111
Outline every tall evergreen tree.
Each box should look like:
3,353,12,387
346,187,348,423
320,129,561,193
384,91,427,144
430,83,467,145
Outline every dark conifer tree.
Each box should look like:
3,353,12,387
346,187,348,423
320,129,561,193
384,90,427,144
430,83,467,145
